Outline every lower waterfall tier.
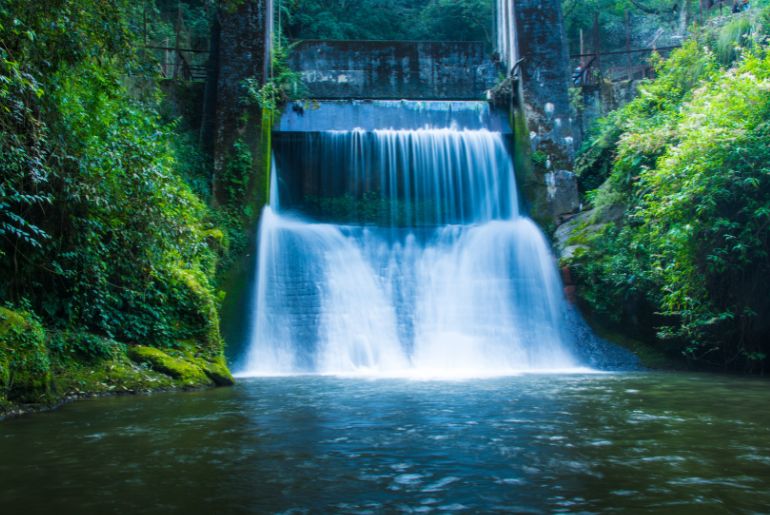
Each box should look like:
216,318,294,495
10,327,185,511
238,207,581,376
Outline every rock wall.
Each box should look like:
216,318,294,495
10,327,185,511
290,40,497,100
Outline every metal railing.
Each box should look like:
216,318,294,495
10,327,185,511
144,44,209,82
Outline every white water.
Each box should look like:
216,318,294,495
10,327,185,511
496,0,518,73
238,112,582,377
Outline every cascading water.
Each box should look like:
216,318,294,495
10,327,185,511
238,101,585,376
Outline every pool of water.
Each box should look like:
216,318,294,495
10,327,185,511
2,373,770,513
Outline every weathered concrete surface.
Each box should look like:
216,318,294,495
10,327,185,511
576,80,639,144
545,169,580,221
502,0,578,225
207,1,274,362
290,40,497,100
514,0,574,166
210,0,273,206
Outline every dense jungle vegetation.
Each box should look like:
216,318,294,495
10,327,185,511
0,0,235,411
568,4,770,373
280,0,494,44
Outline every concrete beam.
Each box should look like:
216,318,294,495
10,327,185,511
290,40,497,100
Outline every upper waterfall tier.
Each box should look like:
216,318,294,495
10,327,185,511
273,128,518,226
277,100,512,133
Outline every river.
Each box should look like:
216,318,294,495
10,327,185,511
2,372,769,513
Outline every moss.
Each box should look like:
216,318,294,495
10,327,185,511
261,107,274,203
127,345,212,386
52,353,180,396
0,307,52,403
169,268,223,352
165,342,234,386
2,326,235,417
196,355,235,386
0,351,8,397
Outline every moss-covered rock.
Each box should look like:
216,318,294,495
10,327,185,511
196,355,235,386
0,307,52,403
52,353,179,396
127,345,212,386
167,268,224,352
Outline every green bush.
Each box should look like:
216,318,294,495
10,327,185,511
570,26,770,372
49,332,125,362
0,0,230,395
0,307,51,402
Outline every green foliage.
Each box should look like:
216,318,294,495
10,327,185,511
714,16,755,65
575,40,719,195
0,307,51,402
570,26,770,372
244,40,305,112
49,331,125,362
220,138,255,205
152,0,214,49
0,0,228,383
415,0,493,42
283,0,493,45
573,111,625,193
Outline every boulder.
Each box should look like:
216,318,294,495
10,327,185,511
127,346,211,386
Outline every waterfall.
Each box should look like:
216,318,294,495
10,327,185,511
237,102,583,377
496,0,518,73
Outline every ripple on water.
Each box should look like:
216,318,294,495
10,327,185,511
437,503,470,511
494,477,527,486
393,473,424,486
422,476,460,492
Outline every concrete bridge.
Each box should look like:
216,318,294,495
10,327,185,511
206,0,577,224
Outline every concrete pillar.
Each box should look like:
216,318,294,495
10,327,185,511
209,0,274,207
510,0,578,225
210,1,274,357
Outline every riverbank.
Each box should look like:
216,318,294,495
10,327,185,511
1,307,234,421
1,352,234,421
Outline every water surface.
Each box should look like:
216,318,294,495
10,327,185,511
2,373,769,513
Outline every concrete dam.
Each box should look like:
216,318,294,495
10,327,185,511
205,0,634,374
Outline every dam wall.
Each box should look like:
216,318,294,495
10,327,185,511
289,40,497,100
